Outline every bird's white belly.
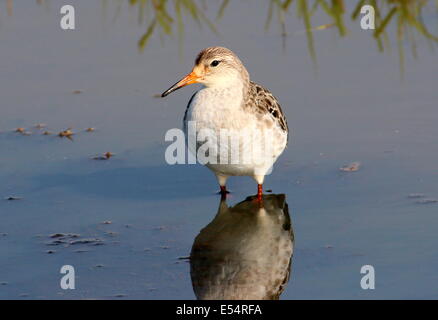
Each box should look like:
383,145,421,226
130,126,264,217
184,88,287,177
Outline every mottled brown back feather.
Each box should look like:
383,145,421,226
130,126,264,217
246,81,289,134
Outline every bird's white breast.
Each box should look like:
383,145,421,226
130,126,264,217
185,85,246,131
184,85,286,177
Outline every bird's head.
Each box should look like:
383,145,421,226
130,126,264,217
161,47,249,97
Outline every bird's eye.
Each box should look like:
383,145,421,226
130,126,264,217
210,60,220,67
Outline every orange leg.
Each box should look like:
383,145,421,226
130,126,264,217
219,186,229,200
257,184,263,202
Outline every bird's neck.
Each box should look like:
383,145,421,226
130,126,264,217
203,76,250,107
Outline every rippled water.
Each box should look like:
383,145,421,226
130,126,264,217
0,1,437,299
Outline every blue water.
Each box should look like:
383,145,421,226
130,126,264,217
0,0,437,299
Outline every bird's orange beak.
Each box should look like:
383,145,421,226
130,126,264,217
161,70,201,97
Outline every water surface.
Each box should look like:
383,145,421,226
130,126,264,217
0,0,437,299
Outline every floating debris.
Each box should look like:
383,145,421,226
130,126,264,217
46,250,56,254
177,256,190,261
340,162,361,172
72,90,82,94
49,233,80,239
101,220,112,225
92,152,114,160
416,198,438,205
13,127,32,135
74,249,91,253
42,131,53,135
92,155,107,160
5,196,22,201
104,152,114,159
58,129,74,139
46,240,66,246
85,127,95,132
50,233,65,239
70,238,104,246
46,233,104,247
94,264,104,268
34,123,47,129
407,193,437,204
407,193,425,199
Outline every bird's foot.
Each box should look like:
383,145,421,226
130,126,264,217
217,186,230,194
217,186,230,200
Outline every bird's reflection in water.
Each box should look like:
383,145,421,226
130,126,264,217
190,194,294,300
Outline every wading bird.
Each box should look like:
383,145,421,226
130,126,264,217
162,47,288,201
